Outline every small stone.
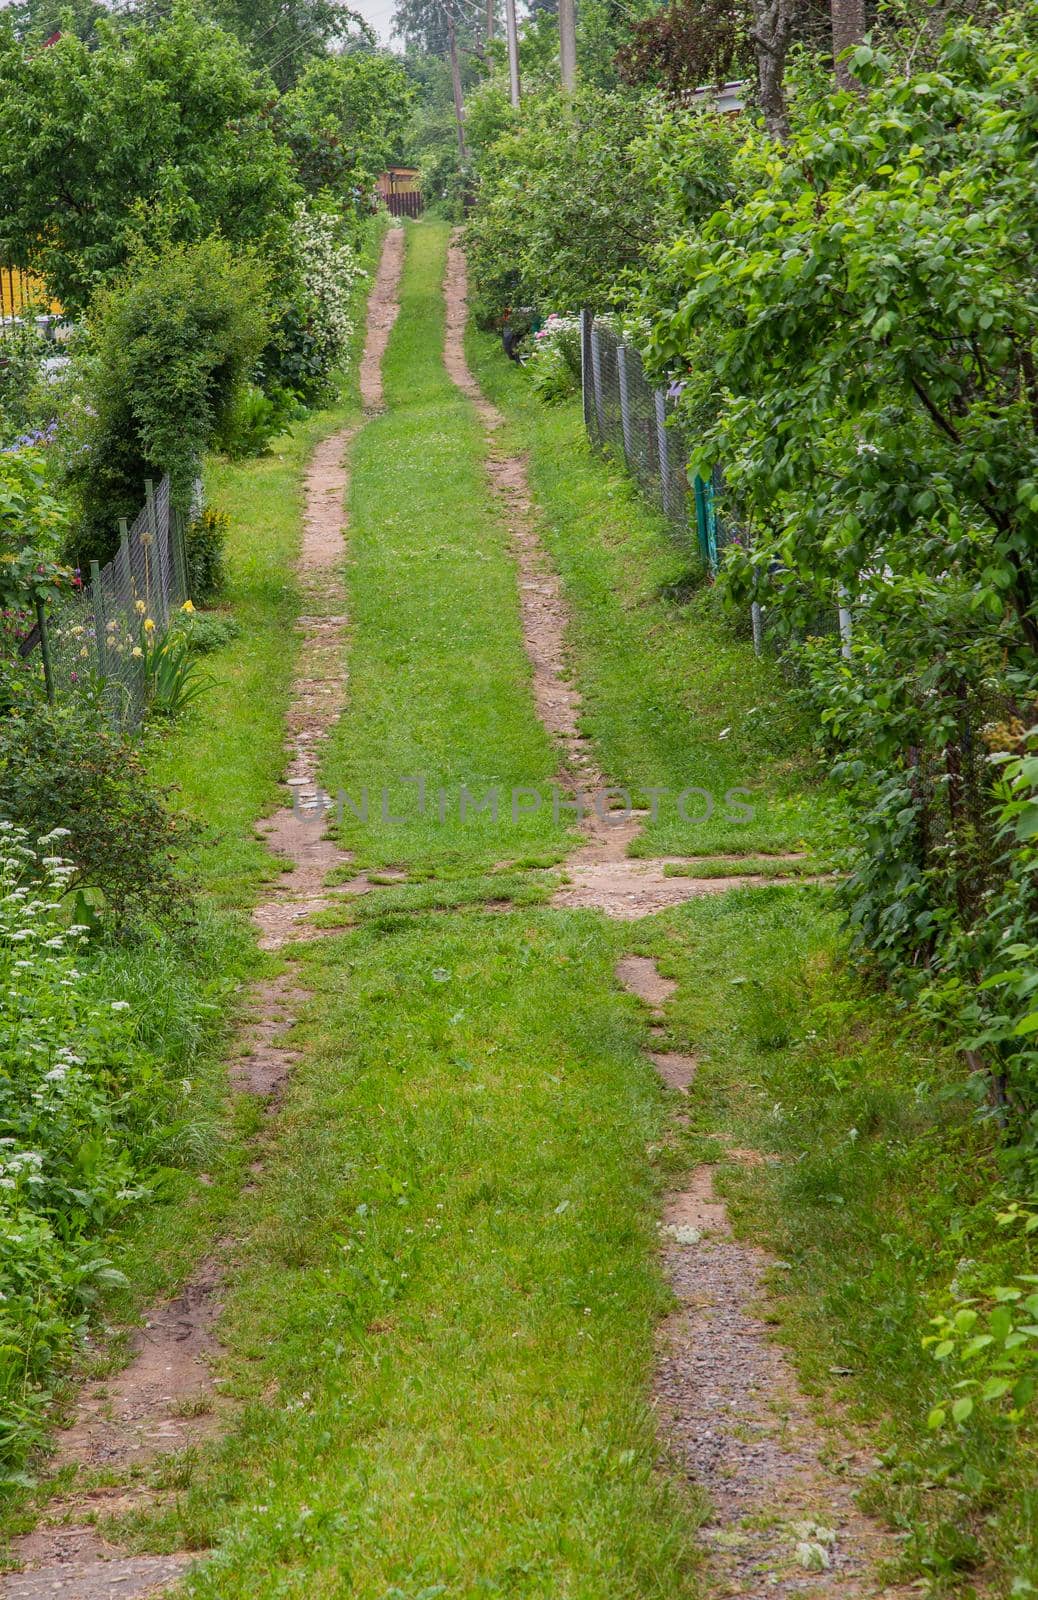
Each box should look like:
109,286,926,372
662,1223,701,1245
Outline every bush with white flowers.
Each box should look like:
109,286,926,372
526,314,583,405
276,202,363,396
0,822,163,1456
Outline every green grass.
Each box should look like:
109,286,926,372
464,332,839,860
320,221,574,877
125,912,704,1598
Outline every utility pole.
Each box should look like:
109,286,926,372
447,13,469,165
504,0,520,108
830,0,866,89
559,0,576,90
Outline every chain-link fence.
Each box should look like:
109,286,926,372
581,314,741,568
579,312,849,658
29,475,197,727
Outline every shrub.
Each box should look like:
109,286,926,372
527,315,582,404
0,445,70,573
0,319,51,445
0,700,194,920
185,506,229,602
0,821,199,1467
173,610,241,655
62,236,269,565
265,202,361,400
220,383,303,459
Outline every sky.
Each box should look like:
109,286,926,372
354,0,400,47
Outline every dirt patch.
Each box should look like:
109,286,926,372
559,861,828,920
615,953,677,1013
55,1257,224,1472
616,956,905,1594
649,1051,698,1093
0,1254,224,1596
360,226,405,412
0,231,407,1600
1,1555,196,1599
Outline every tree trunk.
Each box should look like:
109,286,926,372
830,0,866,89
749,0,796,142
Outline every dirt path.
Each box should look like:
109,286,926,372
0,226,405,1600
442,239,903,1598
616,954,906,1598
442,238,826,920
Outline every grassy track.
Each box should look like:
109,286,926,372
106,222,706,1597
320,222,572,879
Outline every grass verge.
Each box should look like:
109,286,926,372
463,331,838,861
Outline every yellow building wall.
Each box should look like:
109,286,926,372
0,266,61,318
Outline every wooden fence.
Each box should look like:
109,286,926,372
385,192,423,219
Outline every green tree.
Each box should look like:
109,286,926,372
5,0,109,44
466,86,669,322
278,49,414,201
0,3,299,311
210,0,370,90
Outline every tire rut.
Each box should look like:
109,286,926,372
617,955,909,1598
0,225,406,1600
441,235,828,918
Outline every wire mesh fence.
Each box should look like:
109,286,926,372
579,312,847,657
32,475,195,728
581,313,742,569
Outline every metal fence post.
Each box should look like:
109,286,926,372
90,559,105,670
34,597,55,704
654,390,672,518
589,325,604,444
838,583,853,659
617,344,634,468
144,478,164,626
580,309,593,439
